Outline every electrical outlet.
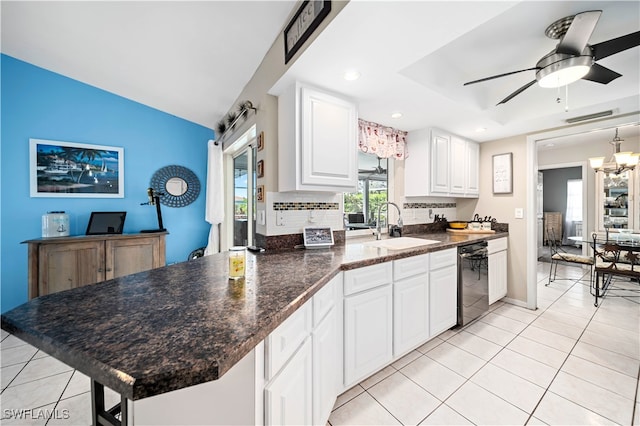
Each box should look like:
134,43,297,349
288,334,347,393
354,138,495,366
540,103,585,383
276,212,284,226
257,210,265,226
515,208,524,219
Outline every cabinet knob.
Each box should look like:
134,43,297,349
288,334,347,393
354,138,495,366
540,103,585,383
97,268,103,272
106,268,112,272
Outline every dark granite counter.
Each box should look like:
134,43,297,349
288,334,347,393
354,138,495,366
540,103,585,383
1,231,507,401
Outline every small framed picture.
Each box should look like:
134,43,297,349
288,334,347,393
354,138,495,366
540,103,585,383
303,227,334,249
257,160,264,178
257,131,264,151
492,152,513,194
256,184,264,202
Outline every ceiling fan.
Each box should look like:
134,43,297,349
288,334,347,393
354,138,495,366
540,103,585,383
358,157,387,175
464,10,640,105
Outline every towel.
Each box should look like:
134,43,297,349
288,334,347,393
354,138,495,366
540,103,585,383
205,139,224,255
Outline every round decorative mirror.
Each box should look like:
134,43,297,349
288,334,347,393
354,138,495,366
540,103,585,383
150,165,200,207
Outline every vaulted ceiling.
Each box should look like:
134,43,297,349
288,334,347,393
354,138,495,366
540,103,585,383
2,1,639,145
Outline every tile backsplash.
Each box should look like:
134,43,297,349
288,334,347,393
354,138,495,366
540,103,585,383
265,192,344,236
401,197,458,225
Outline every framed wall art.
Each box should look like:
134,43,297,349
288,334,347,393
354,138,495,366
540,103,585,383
257,131,264,151
257,185,265,202
492,152,513,194
30,138,124,198
283,0,331,64
256,160,264,178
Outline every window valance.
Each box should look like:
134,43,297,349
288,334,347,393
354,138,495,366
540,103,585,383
358,119,408,160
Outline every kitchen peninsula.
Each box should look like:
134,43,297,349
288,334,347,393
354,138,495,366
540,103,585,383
2,231,507,425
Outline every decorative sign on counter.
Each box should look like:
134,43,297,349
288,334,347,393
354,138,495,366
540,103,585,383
492,152,513,194
284,0,331,64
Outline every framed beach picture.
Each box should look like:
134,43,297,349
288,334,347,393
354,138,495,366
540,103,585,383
30,139,124,198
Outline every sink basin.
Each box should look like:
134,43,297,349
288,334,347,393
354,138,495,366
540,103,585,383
362,237,441,250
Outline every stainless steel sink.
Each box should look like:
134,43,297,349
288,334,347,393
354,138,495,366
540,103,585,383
362,237,441,250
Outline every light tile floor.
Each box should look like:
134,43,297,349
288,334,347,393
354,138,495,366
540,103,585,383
329,262,639,426
0,262,638,425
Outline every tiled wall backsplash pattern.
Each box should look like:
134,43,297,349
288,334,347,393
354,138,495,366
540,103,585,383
273,202,340,211
264,192,463,237
265,192,344,236
401,200,458,226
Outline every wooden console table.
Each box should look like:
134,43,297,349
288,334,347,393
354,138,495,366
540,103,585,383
23,233,167,299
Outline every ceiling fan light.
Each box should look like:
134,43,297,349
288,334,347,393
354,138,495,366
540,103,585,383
589,157,605,169
538,64,590,88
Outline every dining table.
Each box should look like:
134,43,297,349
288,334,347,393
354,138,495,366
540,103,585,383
576,232,640,306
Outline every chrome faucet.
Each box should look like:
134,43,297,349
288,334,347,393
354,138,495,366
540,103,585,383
376,202,403,240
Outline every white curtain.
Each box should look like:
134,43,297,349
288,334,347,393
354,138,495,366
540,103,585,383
205,139,224,255
564,179,583,244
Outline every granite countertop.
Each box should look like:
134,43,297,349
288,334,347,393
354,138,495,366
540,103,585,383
1,231,507,401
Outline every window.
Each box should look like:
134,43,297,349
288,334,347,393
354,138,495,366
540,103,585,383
344,152,388,230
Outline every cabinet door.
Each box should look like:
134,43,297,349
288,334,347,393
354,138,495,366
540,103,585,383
596,168,636,231
105,236,161,280
39,241,105,295
466,141,480,196
344,285,393,386
449,136,466,194
265,337,313,426
312,307,338,426
300,86,357,191
488,250,508,305
393,274,429,356
403,128,431,197
430,131,450,194
429,264,457,336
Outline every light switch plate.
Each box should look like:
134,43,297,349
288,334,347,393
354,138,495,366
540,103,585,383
515,208,524,219
257,210,265,226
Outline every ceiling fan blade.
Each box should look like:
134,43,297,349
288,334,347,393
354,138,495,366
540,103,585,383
582,63,622,84
556,10,602,56
497,80,537,105
463,68,539,86
591,31,640,60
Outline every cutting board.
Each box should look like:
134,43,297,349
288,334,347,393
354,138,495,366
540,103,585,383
446,228,496,234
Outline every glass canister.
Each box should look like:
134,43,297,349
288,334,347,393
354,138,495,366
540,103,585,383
42,211,70,237
228,246,246,280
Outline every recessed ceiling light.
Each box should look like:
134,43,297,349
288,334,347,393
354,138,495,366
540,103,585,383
343,70,361,81
475,127,487,133
391,112,403,119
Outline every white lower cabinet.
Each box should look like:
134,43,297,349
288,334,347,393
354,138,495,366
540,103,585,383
264,337,313,426
488,237,508,304
393,254,430,357
429,264,458,336
344,284,393,387
394,274,430,356
312,306,338,426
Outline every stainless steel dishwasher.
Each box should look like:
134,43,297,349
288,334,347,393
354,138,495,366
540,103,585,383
457,241,489,326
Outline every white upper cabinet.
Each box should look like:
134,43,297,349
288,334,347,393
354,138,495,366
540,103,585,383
278,82,358,192
405,128,479,198
431,130,451,194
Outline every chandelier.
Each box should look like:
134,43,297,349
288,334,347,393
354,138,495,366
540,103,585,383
589,128,639,174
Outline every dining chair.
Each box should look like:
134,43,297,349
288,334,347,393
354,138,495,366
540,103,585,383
592,233,640,306
547,228,594,286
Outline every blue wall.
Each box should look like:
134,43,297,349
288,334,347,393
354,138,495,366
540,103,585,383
1,55,214,312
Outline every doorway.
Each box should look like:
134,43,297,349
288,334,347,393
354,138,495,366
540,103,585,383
224,126,257,249
538,164,588,261
526,114,640,310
